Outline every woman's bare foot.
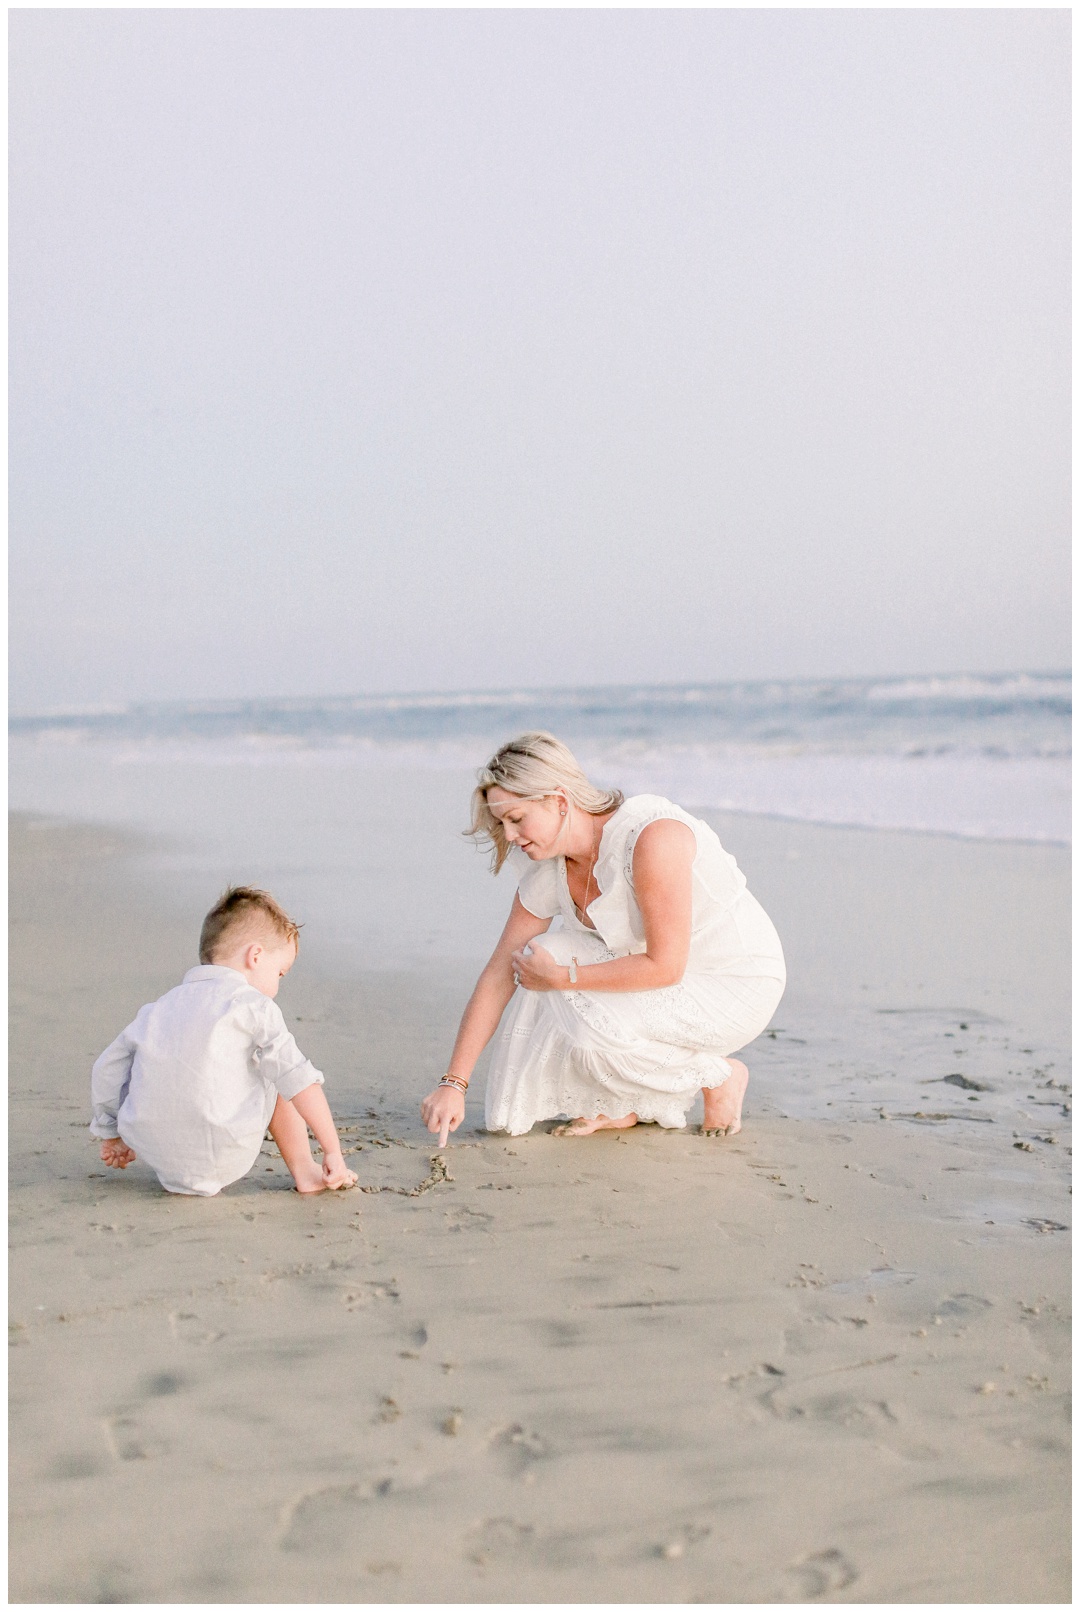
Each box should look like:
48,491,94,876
99,1138,136,1169
702,1059,748,1137
552,1112,639,1137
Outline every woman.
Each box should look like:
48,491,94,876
421,733,785,1144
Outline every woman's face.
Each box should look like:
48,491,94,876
486,787,566,859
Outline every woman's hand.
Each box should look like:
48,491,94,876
510,945,566,993
421,1085,466,1148
420,896,553,1143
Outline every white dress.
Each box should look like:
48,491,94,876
485,795,786,1136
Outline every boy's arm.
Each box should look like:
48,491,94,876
290,1082,348,1169
253,1004,353,1184
90,1028,137,1139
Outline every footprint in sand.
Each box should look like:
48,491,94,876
279,1482,371,1552
279,1473,429,1553
169,1311,225,1345
935,1293,992,1318
779,1547,858,1600
443,1206,494,1232
465,1515,591,1571
343,1281,400,1310
102,1413,161,1462
767,1392,909,1444
466,1516,535,1566
655,1522,711,1560
488,1422,549,1474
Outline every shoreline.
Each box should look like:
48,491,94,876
9,809,1071,1602
10,726,1071,852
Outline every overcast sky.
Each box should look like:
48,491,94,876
10,8,1070,713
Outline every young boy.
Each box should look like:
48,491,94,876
90,886,357,1197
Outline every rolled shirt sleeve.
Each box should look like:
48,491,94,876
252,999,324,1101
90,1021,140,1138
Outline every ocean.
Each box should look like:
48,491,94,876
11,669,1070,844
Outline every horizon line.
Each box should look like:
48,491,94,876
8,666,1072,725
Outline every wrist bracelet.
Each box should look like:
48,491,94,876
439,1075,469,1094
568,956,578,985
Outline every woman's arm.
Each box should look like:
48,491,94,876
446,895,553,1078
511,818,695,994
421,894,552,1143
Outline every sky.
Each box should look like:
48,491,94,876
9,8,1070,714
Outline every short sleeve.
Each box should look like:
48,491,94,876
515,855,560,919
251,1000,324,1099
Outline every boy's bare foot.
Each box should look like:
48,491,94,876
552,1112,638,1137
702,1059,748,1137
292,1166,330,1194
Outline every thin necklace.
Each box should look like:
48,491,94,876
570,815,601,924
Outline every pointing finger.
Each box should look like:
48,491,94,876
439,1113,451,1148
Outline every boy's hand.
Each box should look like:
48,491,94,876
100,1138,136,1169
321,1149,358,1191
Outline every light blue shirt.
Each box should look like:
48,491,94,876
90,965,323,1196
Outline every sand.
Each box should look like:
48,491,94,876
9,809,1070,1604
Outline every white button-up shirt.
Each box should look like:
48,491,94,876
90,965,323,1196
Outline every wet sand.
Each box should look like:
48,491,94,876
9,810,1070,1603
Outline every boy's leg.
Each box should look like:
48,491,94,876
268,1095,326,1193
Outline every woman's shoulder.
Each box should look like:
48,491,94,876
606,794,694,839
594,795,683,880
599,795,746,909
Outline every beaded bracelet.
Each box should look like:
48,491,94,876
439,1074,469,1094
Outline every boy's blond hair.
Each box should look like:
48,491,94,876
199,886,301,965
468,731,624,873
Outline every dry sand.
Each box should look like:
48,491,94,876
9,810,1070,1603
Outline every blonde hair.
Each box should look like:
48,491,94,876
468,732,623,873
199,886,301,964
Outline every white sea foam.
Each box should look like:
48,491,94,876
9,733,1070,844
864,672,1071,704
582,746,1070,844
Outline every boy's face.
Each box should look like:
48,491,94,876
247,939,297,999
